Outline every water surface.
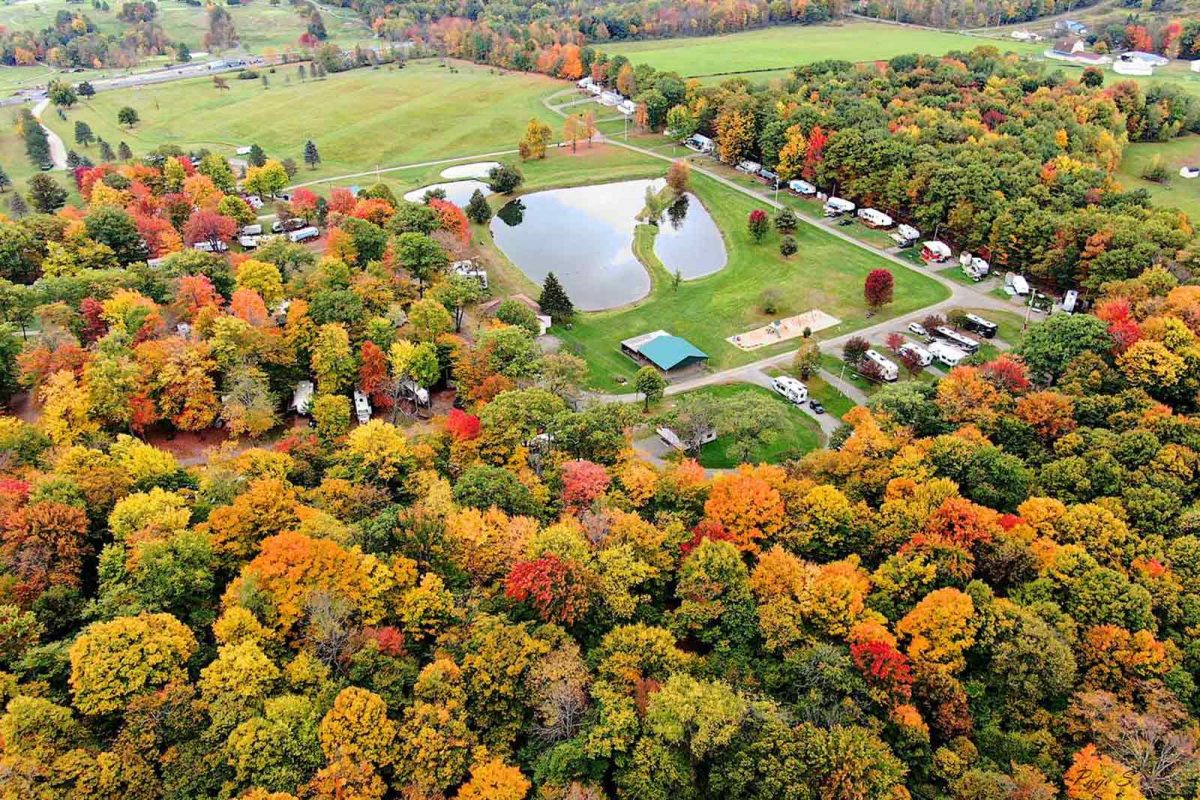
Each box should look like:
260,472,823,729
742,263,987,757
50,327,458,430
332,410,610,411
491,179,725,311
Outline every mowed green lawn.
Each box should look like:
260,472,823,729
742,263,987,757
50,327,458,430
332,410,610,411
44,60,562,179
599,22,1041,78
677,384,822,468
470,145,949,390
1117,134,1200,222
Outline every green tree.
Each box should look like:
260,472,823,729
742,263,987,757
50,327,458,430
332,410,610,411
465,189,492,224
394,232,449,294
248,143,267,167
1018,313,1113,385
74,120,94,147
117,106,140,127
27,174,68,213
303,139,321,169
538,272,574,322
433,273,484,332
487,163,524,195
635,366,666,411
85,206,148,265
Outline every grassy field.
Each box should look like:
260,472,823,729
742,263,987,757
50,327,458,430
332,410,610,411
0,0,372,56
668,383,822,467
600,22,1042,78
1116,135,1200,221
44,60,561,180
465,145,949,391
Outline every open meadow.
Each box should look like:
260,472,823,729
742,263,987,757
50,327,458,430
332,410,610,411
0,0,372,54
42,60,563,179
1117,135,1200,222
599,21,1042,78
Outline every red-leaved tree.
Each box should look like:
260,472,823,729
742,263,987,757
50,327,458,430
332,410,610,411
864,269,894,312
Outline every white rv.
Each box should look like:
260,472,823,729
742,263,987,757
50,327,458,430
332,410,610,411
771,375,809,405
291,380,314,414
862,349,899,381
928,341,967,368
823,196,856,217
241,223,262,236
788,179,816,195
353,390,372,424
1005,272,1031,296
898,342,933,367
856,208,893,228
238,235,260,249
453,260,489,290
684,134,714,154
192,240,228,253
934,326,980,354
890,224,920,247
735,160,762,174
288,226,320,243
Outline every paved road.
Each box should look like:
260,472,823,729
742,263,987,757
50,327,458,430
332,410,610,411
31,98,67,170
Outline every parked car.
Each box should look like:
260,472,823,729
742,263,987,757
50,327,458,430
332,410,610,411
809,400,825,414
907,322,928,338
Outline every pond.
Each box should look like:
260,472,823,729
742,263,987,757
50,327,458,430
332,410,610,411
490,179,726,311
403,180,490,207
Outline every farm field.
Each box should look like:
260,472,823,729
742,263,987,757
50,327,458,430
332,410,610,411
1116,135,1200,222
599,21,1042,78
468,145,950,391
43,60,562,180
0,0,372,55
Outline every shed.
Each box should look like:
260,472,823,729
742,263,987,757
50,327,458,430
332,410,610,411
621,330,709,372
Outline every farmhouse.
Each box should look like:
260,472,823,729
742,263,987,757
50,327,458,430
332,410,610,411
1046,38,1110,65
621,330,709,373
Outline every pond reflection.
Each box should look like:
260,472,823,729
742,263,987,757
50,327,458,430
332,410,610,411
491,179,727,311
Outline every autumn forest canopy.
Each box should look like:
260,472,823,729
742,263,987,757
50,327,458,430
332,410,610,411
4,0,1200,796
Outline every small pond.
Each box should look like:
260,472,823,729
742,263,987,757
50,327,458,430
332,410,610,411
403,180,490,207
490,179,726,311
441,161,502,180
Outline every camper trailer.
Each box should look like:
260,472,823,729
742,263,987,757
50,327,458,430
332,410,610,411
1062,289,1079,313
771,375,809,405
928,341,968,368
453,260,489,290
898,342,933,367
192,240,228,253
934,326,980,354
1005,273,1031,296
960,253,990,281
890,224,920,247
288,226,320,243
963,313,998,339
788,179,816,195
353,390,372,424
856,208,893,228
291,381,314,415
684,134,714,154
238,235,260,249
823,197,856,217
735,160,762,174
920,241,952,264
241,223,262,236
862,349,900,382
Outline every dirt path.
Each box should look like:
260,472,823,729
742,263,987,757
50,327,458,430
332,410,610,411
31,98,67,170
